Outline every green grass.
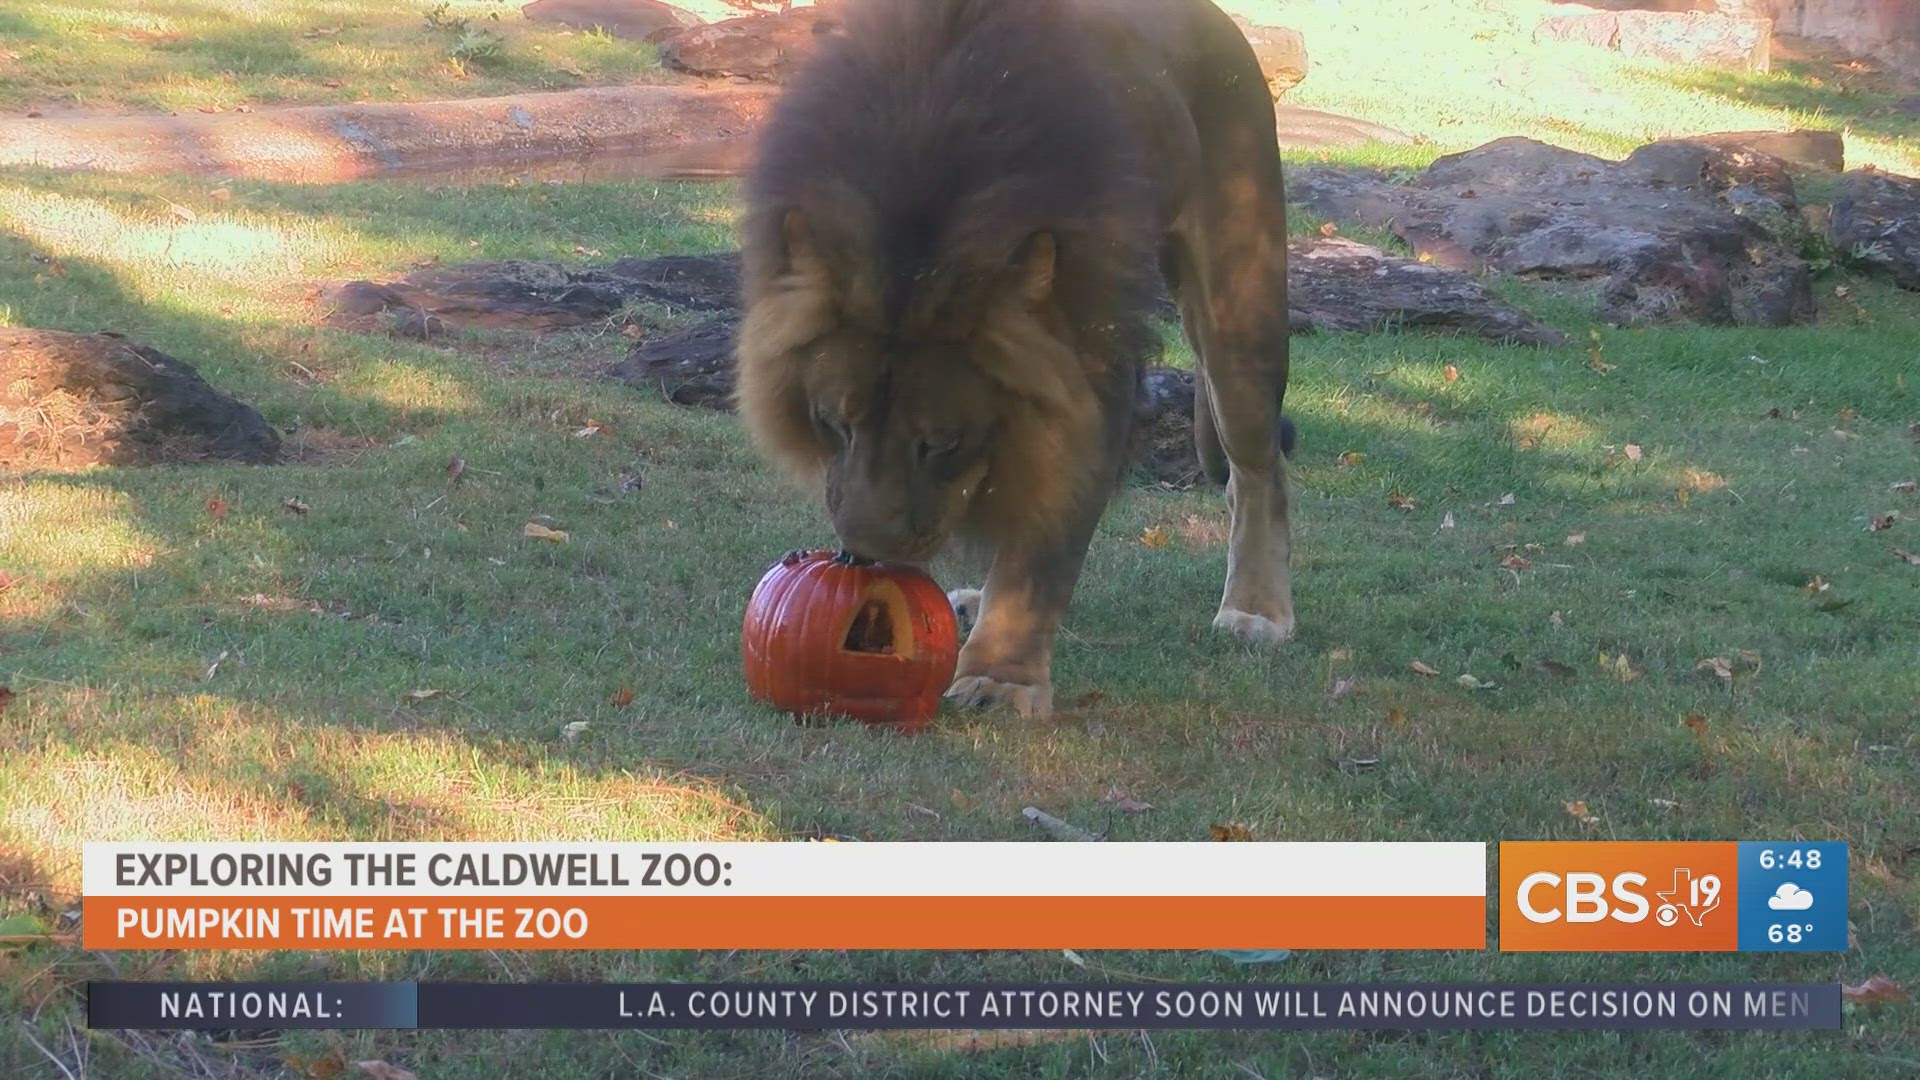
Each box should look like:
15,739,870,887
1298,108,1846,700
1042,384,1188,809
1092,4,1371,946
4,2,1920,1075
0,0,683,114
2,163,1916,1078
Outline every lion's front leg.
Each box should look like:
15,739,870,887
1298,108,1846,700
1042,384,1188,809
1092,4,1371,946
944,521,1096,720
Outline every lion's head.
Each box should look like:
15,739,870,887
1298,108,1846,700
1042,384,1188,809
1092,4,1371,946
732,0,1156,564
735,206,1105,564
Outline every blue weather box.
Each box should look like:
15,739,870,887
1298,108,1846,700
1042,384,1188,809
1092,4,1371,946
1736,842,1848,952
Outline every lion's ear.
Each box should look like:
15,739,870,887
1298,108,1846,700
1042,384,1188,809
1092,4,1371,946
1015,232,1055,306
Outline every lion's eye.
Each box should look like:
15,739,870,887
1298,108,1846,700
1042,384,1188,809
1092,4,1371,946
916,431,962,463
814,409,851,448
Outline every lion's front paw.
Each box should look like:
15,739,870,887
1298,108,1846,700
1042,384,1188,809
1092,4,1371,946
946,587,983,635
1213,607,1295,644
945,673,1051,719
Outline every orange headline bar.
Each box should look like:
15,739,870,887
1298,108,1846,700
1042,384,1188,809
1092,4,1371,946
86,896,1486,951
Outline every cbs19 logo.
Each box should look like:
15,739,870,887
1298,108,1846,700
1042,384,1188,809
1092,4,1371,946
1515,869,1722,926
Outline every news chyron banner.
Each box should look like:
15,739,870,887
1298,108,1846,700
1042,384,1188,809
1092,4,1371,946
83,841,1486,951
1499,842,1848,952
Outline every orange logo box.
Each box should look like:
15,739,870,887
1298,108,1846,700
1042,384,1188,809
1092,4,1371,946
1500,842,1739,951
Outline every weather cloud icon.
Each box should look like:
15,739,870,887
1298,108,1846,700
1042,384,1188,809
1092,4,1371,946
1767,883,1815,911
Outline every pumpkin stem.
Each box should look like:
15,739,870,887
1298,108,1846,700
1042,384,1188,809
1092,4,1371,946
832,550,876,567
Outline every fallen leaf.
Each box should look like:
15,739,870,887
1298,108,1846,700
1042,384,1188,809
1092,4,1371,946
1683,713,1710,737
1894,547,1920,566
446,457,466,482
949,789,976,812
1388,491,1417,512
573,420,604,438
353,1063,417,1080
1649,798,1680,810
206,497,228,521
1318,221,1338,237
1805,575,1830,595
1497,492,1517,507
1337,756,1380,770
167,201,197,221
1455,674,1496,690
1443,365,1460,384
208,187,232,202
1841,976,1908,1006
523,522,570,543
403,689,444,702
282,497,311,515
1588,355,1617,374
610,686,635,707
1870,513,1898,532
1327,676,1358,702
1441,511,1456,529
1623,443,1644,462
1408,660,1442,677
1337,450,1365,467
1500,555,1532,570
1550,610,1566,628
1892,481,1919,494
1562,800,1599,825
1140,526,1171,548
1209,822,1254,842
1534,658,1576,679
1696,657,1734,683
1387,707,1408,726
1564,531,1586,546
1676,487,1692,509
562,721,590,740
1327,647,1353,662
1599,652,1640,683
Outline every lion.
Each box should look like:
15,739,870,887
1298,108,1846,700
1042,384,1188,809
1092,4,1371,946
735,0,1295,719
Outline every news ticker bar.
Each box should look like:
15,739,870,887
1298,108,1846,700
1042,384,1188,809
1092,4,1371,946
85,982,1842,1031
79,840,1848,952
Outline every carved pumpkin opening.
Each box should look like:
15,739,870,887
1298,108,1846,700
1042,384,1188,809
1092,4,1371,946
842,599,897,654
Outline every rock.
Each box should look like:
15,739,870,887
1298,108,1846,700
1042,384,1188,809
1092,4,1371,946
1829,168,1920,290
1678,128,1844,173
1290,135,1816,326
1284,237,1567,347
0,328,281,468
1273,105,1415,150
662,5,845,82
1229,17,1309,98
520,0,701,42
319,254,742,334
610,314,740,408
1536,10,1771,72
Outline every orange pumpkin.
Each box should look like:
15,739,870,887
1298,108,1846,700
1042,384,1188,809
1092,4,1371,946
741,550,960,729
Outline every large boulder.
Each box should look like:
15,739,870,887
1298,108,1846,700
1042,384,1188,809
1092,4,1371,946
1229,17,1310,98
1829,168,1920,290
318,253,741,335
1289,134,1819,326
1536,9,1772,72
661,5,845,82
0,329,280,468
